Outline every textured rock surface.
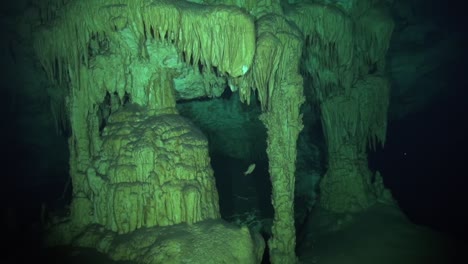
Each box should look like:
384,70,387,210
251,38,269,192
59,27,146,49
289,1,394,213
88,106,220,233
73,219,265,264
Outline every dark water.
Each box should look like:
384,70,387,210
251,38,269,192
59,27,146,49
369,60,468,242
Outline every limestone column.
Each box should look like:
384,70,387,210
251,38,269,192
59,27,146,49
248,14,304,263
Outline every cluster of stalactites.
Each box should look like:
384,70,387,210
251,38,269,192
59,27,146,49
287,2,392,90
140,1,255,77
33,0,256,101
281,1,393,150
286,2,356,100
320,76,390,152
235,13,303,111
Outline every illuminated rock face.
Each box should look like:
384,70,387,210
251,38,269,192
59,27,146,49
88,106,220,234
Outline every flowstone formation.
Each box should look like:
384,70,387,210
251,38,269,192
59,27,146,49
89,107,220,233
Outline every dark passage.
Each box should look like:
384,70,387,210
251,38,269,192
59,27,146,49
370,55,468,242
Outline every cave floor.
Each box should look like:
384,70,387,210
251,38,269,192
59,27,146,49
297,202,465,264
11,202,465,264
